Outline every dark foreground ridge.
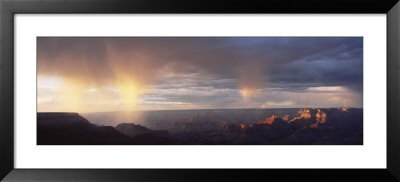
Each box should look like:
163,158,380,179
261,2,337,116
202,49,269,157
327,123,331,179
37,113,180,145
37,108,363,145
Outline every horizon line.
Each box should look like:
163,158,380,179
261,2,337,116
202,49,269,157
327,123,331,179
37,106,363,114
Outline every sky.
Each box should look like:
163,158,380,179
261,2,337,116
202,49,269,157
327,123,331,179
37,37,363,112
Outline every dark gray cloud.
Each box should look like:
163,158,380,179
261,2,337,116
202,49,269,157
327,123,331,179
37,37,363,110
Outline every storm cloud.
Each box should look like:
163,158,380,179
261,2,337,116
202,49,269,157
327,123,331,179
37,37,363,112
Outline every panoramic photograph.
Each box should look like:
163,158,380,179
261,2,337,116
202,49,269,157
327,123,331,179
37,37,363,145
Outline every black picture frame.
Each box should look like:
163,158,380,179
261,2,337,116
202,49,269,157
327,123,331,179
1,0,399,181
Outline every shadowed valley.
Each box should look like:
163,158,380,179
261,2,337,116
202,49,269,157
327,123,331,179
37,108,362,145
